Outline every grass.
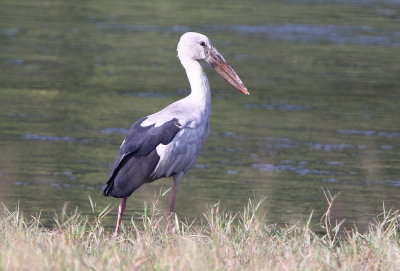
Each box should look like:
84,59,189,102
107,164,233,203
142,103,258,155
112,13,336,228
1,194,400,270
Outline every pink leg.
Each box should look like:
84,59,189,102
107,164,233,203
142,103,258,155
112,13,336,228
114,197,127,236
169,172,184,213
169,183,178,213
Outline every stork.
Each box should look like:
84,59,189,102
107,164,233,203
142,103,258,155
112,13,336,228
103,32,249,235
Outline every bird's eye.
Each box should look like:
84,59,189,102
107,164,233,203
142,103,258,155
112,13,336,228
199,41,206,47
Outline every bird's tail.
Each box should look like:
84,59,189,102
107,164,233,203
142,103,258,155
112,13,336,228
103,178,114,196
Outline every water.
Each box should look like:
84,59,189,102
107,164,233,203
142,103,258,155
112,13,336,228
1,0,399,231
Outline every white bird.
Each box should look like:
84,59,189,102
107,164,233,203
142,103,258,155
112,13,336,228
103,32,249,235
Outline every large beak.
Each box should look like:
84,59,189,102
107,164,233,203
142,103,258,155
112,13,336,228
205,46,250,95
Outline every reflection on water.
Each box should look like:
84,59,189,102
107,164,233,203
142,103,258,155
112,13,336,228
1,0,400,231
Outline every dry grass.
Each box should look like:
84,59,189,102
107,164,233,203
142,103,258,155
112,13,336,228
1,194,400,271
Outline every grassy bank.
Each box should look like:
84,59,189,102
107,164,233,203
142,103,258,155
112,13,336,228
1,195,399,270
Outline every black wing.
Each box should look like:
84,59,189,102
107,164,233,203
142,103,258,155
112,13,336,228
103,117,181,198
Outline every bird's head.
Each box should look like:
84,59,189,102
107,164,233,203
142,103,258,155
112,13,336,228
177,32,211,61
177,32,249,95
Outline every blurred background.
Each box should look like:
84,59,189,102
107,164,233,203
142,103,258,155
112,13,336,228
1,0,399,230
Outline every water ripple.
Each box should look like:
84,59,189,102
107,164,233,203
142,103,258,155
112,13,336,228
252,163,343,176
99,128,129,135
92,20,400,47
337,129,400,138
266,137,370,151
22,134,76,142
284,0,400,5
245,103,312,111
266,137,300,149
0,27,19,37
306,142,369,151
382,180,400,187
96,23,190,33
227,24,400,47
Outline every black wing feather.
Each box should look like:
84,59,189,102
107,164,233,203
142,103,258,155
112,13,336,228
122,117,180,156
103,117,181,198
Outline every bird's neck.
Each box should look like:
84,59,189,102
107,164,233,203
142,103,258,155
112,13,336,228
182,59,211,114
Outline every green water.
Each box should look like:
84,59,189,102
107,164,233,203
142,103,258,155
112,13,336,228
1,0,400,230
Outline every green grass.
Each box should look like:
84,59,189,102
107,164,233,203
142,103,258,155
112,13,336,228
1,195,399,270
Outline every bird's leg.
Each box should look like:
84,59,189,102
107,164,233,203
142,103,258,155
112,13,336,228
169,184,178,214
166,172,185,232
169,172,185,214
114,197,127,236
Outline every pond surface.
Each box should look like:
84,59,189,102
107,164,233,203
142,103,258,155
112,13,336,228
1,0,400,231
